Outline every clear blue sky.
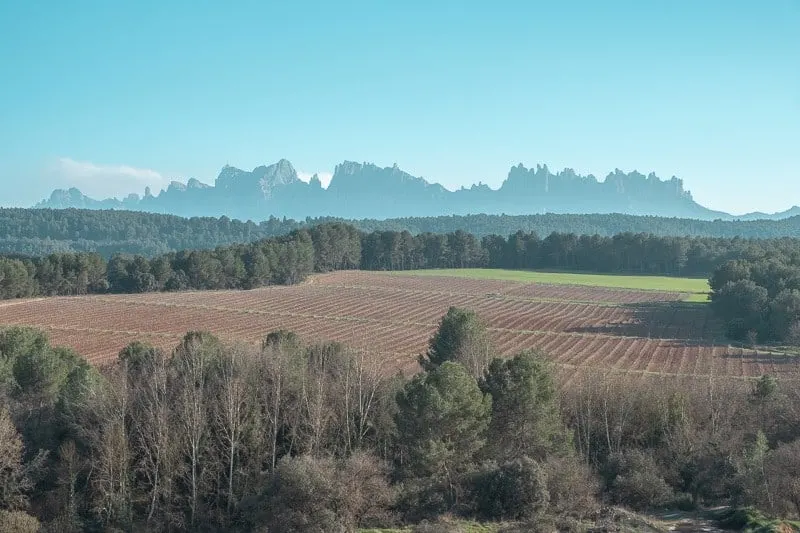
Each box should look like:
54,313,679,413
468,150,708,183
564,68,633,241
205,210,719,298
0,0,797,214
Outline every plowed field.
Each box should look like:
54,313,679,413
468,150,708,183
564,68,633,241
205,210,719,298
2,270,799,381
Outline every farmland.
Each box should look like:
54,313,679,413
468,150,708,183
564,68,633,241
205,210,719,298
393,268,711,296
1,270,798,381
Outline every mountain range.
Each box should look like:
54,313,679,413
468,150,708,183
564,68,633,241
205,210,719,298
36,159,799,221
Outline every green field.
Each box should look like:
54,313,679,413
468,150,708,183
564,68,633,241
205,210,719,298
394,268,710,301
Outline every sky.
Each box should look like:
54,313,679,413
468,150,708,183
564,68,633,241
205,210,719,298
0,1,797,215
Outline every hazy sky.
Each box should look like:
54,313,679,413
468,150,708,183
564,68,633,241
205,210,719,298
0,0,797,214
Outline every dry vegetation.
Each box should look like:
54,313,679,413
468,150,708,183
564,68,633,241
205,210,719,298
2,271,799,381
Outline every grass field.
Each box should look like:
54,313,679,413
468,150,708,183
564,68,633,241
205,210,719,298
393,269,710,301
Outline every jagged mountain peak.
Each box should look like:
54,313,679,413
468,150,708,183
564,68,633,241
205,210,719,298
187,178,210,189
327,161,445,196
216,165,250,187
38,187,89,208
36,187,128,210
333,160,367,176
33,158,793,222
252,158,299,186
214,159,301,199
167,181,187,193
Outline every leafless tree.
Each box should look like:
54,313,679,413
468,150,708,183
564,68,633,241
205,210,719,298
300,343,340,455
123,344,181,529
50,440,82,532
212,342,255,519
171,332,221,527
341,347,388,454
80,365,133,529
255,332,304,470
0,407,38,511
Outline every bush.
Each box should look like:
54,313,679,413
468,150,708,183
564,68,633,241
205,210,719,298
718,507,800,533
396,478,454,522
764,439,800,518
257,453,395,532
475,457,550,521
542,455,599,518
339,452,397,528
671,493,697,512
0,511,41,533
261,455,345,533
605,450,674,511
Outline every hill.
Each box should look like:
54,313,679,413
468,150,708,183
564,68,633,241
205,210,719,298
36,159,763,221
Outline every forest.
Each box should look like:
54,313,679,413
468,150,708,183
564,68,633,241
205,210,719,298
710,257,800,344
0,208,303,257
1,308,799,532
2,221,800,298
3,208,800,258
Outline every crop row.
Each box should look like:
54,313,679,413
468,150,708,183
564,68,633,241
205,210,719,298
4,301,797,381
316,271,689,303
25,320,799,382
1,287,721,345
2,272,797,381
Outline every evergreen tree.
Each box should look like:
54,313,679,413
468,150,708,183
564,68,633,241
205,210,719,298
420,307,494,379
395,362,491,485
481,350,571,460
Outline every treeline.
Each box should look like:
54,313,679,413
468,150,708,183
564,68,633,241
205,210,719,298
0,208,303,257
3,208,800,259
342,212,800,239
5,222,800,299
2,310,800,531
0,228,321,298
710,256,800,343
363,230,800,276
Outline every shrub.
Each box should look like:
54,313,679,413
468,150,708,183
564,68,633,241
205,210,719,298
605,450,674,511
764,439,800,518
261,455,345,533
0,511,41,533
339,452,397,528
475,457,550,521
542,455,599,518
396,477,454,522
257,453,395,532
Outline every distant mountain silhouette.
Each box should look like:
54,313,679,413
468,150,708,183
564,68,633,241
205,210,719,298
35,159,788,221
730,206,800,221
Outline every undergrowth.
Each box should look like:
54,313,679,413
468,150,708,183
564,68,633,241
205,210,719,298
718,508,800,533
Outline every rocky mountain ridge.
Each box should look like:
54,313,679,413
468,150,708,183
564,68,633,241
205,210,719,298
36,159,792,221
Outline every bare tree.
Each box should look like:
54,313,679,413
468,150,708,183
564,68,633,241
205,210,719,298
255,331,304,470
212,342,255,519
50,441,82,532
171,332,221,527
300,343,340,455
80,365,133,529
343,348,387,453
122,343,180,529
0,408,38,511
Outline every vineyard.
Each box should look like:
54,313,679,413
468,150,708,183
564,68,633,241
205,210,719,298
2,270,799,381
